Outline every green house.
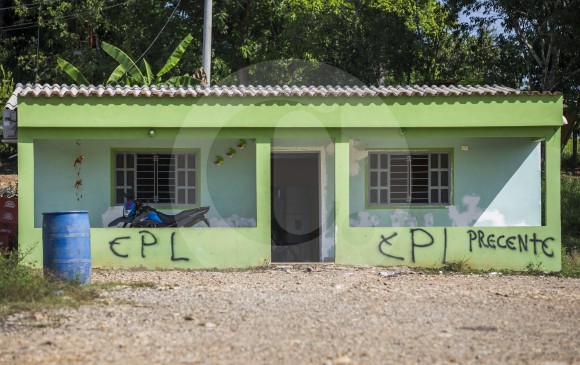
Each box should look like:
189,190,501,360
5,83,563,271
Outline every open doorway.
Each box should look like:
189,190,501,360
271,152,321,262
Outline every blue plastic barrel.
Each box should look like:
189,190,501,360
42,211,91,283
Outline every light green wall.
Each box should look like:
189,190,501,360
33,138,257,228
21,130,270,269
18,94,562,129
17,93,563,271
349,137,541,227
336,130,562,272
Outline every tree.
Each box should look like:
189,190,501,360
445,0,580,95
0,0,203,84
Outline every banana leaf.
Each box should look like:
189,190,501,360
57,57,90,85
106,64,126,84
142,59,154,85
157,33,194,78
102,41,145,85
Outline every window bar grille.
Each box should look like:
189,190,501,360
153,154,158,203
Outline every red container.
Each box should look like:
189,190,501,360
0,222,16,235
0,197,17,223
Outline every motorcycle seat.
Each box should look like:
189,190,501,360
155,207,210,227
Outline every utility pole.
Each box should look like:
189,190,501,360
202,0,212,86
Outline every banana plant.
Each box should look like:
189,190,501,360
56,58,90,85
102,33,201,86
57,34,203,86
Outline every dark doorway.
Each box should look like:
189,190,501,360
271,152,321,262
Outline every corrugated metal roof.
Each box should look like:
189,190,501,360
4,83,560,110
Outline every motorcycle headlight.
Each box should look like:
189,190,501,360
123,201,136,218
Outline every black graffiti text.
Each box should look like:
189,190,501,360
108,230,190,261
378,228,449,264
467,230,554,258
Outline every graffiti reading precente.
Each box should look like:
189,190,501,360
466,230,554,257
109,231,190,261
378,228,555,263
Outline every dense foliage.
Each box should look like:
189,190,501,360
0,0,575,98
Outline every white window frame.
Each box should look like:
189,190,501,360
368,151,451,206
114,151,198,206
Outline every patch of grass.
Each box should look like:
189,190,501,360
561,174,580,253
0,249,99,319
561,249,580,278
92,281,157,290
524,261,544,275
440,258,471,273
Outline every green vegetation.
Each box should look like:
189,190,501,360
0,249,98,318
561,249,580,278
560,136,580,277
0,0,576,97
561,174,580,252
440,258,471,273
57,34,201,86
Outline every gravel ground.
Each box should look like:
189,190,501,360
1,265,579,365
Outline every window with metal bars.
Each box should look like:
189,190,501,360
368,152,450,206
114,152,197,206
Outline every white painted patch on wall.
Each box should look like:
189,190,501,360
449,194,530,227
350,211,380,227
475,209,506,226
448,194,483,226
102,206,123,227
391,209,418,227
475,210,529,227
349,139,367,177
424,213,434,227
208,215,257,227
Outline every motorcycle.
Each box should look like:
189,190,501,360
108,195,211,228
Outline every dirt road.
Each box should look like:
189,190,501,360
1,265,579,365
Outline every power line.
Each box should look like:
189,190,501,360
0,0,68,12
118,0,182,78
0,1,130,32
134,0,182,64
0,0,43,12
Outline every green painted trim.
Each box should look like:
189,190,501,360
545,129,561,228
17,140,41,265
255,136,271,261
18,94,562,129
363,148,454,209
345,127,560,139
17,126,559,143
18,127,343,141
109,147,201,207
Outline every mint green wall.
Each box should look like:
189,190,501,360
21,131,270,269
349,137,541,227
336,130,562,272
34,138,257,228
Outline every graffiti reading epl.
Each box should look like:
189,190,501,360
378,228,555,263
109,231,190,261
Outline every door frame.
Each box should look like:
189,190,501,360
271,147,325,262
